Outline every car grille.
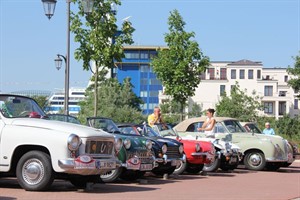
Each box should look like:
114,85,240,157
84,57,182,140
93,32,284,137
167,146,181,159
85,140,114,155
128,151,154,164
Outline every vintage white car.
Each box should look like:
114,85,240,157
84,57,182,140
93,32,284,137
0,94,122,191
174,117,294,171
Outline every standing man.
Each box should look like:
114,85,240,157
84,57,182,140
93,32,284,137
263,122,275,135
148,106,164,127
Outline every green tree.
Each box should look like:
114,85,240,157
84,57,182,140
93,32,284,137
151,9,209,121
78,78,144,124
287,53,300,98
216,82,262,121
31,95,49,110
188,102,203,118
71,0,135,117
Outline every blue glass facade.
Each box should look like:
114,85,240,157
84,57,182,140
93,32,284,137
115,47,163,115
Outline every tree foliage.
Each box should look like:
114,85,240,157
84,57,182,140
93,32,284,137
151,9,209,121
287,52,300,98
31,96,49,110
70,0,135,116
188,102,203,118
216,82,262,121
78,78,145,124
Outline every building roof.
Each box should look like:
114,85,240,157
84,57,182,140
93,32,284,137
228,59,262,66
123,45,168,50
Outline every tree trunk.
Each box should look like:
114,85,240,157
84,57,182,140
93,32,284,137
180,102,184,122
93,63,99,117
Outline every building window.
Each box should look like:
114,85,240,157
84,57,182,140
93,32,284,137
295,99,299,109
200,72,206,80
264,86,273,96
231,69,236,79
220,85,226,95
220,68,227,80
279,101,286,115
264,102,273,114
239,70,245,79
248,69,253,79
284,75,288,82
279,91,287,97
257,70,261,79
124,50,139,59
208,68,215,80
140,51,149,59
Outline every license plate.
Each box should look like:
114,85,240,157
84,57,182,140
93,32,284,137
230,157,238,164
100,161,116,169
140,164,152,171
74,160,96,169
127,162,141,170
171,160,180,166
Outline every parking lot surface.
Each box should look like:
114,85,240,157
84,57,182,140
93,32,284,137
0,161,299,200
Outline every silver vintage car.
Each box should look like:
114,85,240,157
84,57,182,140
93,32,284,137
174,117,294,171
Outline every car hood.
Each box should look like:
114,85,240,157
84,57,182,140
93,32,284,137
146,136,182,147
9,118,113,138
113,134,148,151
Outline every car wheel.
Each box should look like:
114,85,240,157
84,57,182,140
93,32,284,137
244,151,266,171
120,170,146,181
203,158,221,172
100,167,123,183
16,151,54,191
186,164,204,174
173,161,187,175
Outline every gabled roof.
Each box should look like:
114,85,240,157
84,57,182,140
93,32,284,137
228,59,262,66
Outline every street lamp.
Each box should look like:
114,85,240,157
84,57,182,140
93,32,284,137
41,0,94,115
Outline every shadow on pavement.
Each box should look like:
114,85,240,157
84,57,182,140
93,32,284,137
0,197,17,200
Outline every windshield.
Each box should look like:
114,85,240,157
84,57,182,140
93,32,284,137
244,123,262,134
153,124,177,137
0,95,46,118
48,114,80,124
223,120,246,133
87,118,120,133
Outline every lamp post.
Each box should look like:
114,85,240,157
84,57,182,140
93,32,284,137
41,0,94,115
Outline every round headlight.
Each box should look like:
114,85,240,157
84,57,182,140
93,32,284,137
195,143,201,152
115,137,123,152
179,144,184,154
67,134,81,151
161,144,167,154
123,138,131,149
145,140,152,150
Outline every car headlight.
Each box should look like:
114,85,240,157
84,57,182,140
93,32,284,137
179,144,184,154
161,144,167,154
67,134,81,151
115,137,123,152
195,143,201,152
123,138,131,149
146,140,152,150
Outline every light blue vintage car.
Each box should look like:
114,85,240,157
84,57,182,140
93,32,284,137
174,117,294,171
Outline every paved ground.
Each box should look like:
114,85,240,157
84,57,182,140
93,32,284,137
0,161,299,200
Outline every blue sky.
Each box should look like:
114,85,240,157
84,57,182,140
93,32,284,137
0,0,299,93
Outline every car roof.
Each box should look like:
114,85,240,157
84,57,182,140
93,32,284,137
174,117,237,131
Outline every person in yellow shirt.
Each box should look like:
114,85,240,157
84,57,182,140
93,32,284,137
148,106,164,127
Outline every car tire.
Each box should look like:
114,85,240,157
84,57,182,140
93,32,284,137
16,151,54,191
173,161,187,175
244,151,266,171
203,158,221,172
186,164,204,174
100,167,123,183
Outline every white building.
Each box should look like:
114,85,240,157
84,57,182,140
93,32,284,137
46,87,86,116
159,59,299,119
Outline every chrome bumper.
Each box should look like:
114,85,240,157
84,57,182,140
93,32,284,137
154,154,186,164
58,158,121,175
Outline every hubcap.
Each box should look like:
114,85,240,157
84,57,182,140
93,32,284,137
101,170,115,178
22,159,44,185
249,153,261,166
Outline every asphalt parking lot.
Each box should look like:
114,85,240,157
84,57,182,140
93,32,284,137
0,161,299,200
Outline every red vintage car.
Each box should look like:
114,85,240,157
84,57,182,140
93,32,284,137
118,123,215,175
